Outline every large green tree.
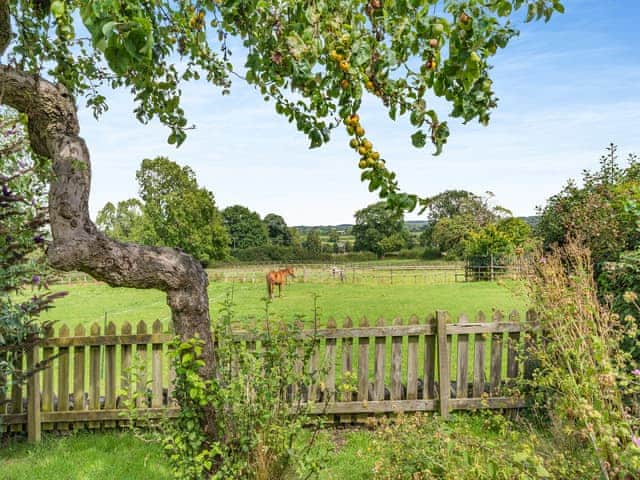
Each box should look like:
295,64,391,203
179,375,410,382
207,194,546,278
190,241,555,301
537,144,640,266
353,202,409,257
464,217,531,262
420,189,511,257
222,205,269,250
136,157,230,264
422,189,501,225
263,213,293,246
425,213,478,257
0,0,562,452
304,228,323,255
96,198,146,243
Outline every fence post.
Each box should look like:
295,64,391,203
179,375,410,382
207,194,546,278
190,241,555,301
27,344,41,442
436,310,450,419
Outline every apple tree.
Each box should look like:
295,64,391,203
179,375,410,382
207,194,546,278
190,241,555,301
0,0,563,444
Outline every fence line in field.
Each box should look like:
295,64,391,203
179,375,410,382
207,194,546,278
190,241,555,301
0,310,538,442
208,263,469,285
49,261,530,287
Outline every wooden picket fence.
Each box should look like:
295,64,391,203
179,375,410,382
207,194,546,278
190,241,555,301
0,310,538,442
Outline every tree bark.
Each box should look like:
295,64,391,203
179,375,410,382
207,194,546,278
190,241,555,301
0,65,217,434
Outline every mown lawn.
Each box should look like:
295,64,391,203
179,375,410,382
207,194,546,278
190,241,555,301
0,414,596,480
0,431,171,480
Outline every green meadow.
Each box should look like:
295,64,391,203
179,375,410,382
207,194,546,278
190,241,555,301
34,278,527,331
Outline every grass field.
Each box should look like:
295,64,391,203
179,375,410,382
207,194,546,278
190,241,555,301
33,278,527,330
0,414,596,480
0,429,380,480
0,432,171,480
14,275,528,392
3,270,570,479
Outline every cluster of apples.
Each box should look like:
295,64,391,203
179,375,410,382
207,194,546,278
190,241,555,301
189,10,206,30
344,114,384,170
423,38,440,72
329,48,352,91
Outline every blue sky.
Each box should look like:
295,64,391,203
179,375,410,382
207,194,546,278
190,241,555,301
80,0,640,225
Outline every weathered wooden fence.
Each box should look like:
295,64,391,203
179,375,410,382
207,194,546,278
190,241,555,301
0,310,538,442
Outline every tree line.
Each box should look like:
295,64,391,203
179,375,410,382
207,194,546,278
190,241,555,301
96,156,542,265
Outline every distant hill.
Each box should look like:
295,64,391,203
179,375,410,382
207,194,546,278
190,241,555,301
520,216,540,228
295,224,353,235
405,220,429,231
294,220,429,235
294,217,539,234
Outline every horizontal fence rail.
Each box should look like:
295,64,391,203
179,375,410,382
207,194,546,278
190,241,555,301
0,310,538,441
50,262,532,287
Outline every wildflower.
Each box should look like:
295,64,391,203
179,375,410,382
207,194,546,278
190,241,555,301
632,369,640,377
623,291,638,304
32,275,40,285
633,435,640,448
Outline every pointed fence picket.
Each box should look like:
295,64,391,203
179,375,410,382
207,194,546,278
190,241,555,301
0,310,539,441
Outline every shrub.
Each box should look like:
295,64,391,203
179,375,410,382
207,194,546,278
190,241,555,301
231,245,333,263
599,249,640,329
161,296,328,479
0,108,64,411
420,247,442,260
525,239,640,478
367,413,596,479
332,251,377,262
228,246,379,264
536,144,640,268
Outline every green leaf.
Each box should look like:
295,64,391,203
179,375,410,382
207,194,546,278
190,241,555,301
50,0,65,18
497,1,512,17
410,110,424,127
411,130,427,148
102,21,117,38
309,129,322,148
536,464,551,478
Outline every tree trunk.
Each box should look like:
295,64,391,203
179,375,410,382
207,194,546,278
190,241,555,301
0,65,217,436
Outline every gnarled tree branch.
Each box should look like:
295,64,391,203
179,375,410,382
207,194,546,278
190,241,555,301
0,64,216,384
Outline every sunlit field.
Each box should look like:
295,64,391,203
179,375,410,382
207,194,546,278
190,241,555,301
34,275,527,330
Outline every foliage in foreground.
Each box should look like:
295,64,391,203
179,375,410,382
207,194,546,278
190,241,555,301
0,108,63,408
0,431,172,480
366,413,597,479
150,296,331,480
3,0,563,210
0,415,602,480
526,240,640,479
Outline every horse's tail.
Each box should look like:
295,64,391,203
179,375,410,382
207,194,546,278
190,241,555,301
266,274,272,298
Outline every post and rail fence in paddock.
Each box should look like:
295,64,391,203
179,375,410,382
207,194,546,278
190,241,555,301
0,310,539,442
49,261,533,287
207,262,469,285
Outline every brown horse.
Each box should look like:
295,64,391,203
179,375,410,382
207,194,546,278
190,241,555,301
266,267,295,299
